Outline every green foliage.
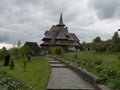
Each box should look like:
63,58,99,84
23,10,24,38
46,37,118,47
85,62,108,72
94,42,106,52
93,36,102,43
51,46,63,55
10,59,15,70
117,55,120,61
114,76,120,89
63,46,69,52
84,32,120,52
0,47,9,61
111,44,120,52
56,46,63,55
93,39,120,52
9,48,19,58
51,47,56,55
23,59,27,71
19,45,33,58
112,32,120,43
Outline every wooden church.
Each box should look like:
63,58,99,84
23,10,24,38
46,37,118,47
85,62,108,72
40,14,82,53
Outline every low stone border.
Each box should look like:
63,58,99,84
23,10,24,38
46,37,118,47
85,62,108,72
47,55,111,90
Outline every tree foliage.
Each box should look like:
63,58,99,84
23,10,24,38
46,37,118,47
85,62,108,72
0,47,9,60
93,36,102,43
9,47,19,58
112,32,120,43
19,45,33,58
92,32,120,52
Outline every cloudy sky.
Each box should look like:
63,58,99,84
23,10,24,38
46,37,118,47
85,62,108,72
0,0,120,48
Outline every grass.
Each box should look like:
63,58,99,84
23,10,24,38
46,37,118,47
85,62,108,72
0,56,51,90
61,51,120,70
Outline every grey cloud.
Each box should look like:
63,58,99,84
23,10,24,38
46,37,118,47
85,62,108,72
72,28,112,43
0,0,118,46
91,0,120,19
0,35,9,43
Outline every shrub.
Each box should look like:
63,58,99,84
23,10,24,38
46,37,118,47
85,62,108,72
51,46,63,55
51,47,56,55
94,43,106,52
111,44,120,52
105,67,117,78
23,59,27,71
10,59,14,70
114,78,120,89
55,46,63,55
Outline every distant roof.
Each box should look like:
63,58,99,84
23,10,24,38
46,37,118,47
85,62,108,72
25,42,38,45
24,42,40,55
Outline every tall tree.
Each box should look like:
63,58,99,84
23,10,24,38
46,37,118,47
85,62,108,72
0,47,9,60
19,45,33,58
112,32,120,43
93,36,102,43
17,40,21,48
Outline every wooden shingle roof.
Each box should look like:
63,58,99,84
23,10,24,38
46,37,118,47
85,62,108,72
70,33,80,42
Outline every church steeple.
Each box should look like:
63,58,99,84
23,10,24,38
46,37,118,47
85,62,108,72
57,13,65,27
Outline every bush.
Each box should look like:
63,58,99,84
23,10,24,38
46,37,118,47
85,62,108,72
111,44,120,52
56,46,63,55
51,47,56,55
51,46,63,55
10,59,14,70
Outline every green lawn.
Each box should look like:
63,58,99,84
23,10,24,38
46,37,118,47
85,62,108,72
0,56,51,90
61,51,120,70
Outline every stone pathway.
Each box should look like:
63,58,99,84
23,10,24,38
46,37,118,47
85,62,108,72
46,57,95,90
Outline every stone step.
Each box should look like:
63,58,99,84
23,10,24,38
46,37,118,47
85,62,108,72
47,88,95,90
49,61,62,64
50,64,67,68
51,66,67,68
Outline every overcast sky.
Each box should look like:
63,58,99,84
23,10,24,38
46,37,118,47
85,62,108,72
0,0,120,48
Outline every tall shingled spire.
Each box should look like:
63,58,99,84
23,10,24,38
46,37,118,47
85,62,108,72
57,13,65,27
